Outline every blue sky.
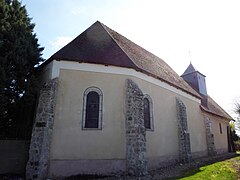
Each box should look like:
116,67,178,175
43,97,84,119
21,0,127,59
22,0,240,130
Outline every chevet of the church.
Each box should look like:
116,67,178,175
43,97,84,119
26,21,234,179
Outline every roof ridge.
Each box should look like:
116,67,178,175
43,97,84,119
99,22,139,68
100,22,201,99
208,96,233,120
43,21,201,99
100,22,167,67
200,105,228,120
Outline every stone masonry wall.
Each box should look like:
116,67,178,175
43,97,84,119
204,117,217,156
176,97,192,163
26,78,58,180
125,79,147,177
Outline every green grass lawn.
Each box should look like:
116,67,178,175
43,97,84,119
180,155,240,180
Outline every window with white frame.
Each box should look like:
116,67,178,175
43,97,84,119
143,94,154,131
82,87,103,129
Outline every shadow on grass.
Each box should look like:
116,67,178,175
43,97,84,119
175,168,203,179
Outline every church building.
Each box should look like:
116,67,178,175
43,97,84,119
26,21,233,179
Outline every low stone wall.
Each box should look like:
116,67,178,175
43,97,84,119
191,150,208,159
49,159,125,178
0,140,29,174
147,155,178,170
216,148,229,154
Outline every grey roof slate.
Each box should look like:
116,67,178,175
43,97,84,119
201,96,233,120
182,63,198,76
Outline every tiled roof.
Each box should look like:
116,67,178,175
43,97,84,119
48,22,137,69
201,96,233,120
41,21,232,120
45,21,200,98
102,24,201,98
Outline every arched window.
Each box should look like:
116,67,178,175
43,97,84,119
82,87,103,129
143,94,154,131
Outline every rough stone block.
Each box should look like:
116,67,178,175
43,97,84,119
26,78,58,180
176,97,192,163
125,79,147,176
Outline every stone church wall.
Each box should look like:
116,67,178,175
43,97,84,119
39,61,229,177
47,67,210,177
48,69,127,177
129,76,207,163
203,113,229,154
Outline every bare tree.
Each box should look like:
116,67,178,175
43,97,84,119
234,100,240,135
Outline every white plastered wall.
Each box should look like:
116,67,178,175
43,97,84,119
203,113,229,153
45,60,212,161
39,61,54,85
51,69,126,159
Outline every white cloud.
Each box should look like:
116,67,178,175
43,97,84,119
71,7,87,15
49,36,73,51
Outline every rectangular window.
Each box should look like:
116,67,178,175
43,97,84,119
219,123,222,134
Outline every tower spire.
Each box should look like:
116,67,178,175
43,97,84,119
181,63,207,96
188,51,192,64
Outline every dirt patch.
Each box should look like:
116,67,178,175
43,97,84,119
231,157,240,179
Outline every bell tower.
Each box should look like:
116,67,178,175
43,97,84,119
181,63,208,106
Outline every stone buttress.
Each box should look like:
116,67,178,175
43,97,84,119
176,97,192,163
204,117,217,156
26,78,58,180
125,79,147,176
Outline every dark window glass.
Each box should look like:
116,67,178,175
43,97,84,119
144,98,151,129
219,123,222,134
85,92,99,128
